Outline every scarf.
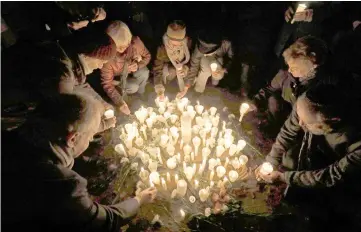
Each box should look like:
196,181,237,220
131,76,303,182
163,34,190,70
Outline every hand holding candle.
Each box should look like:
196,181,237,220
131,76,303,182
239,103,250,122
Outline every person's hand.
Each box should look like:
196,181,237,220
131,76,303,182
285,6,294,22
92,8,107,22
255,165,285,184
136,187,157,205
176,87,189,99
353,20,361,30
98,116,116,132
67,20,89,30
158,93,165,101
128,63,138,73
119,103,131,115
292,9,313,23
212,68,227,77
177,69,187,78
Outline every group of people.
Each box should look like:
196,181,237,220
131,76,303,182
2,2,361,232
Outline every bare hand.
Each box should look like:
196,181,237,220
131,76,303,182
176,87,189,99
98,116,116,132
292,9,313,23
137,187,157,205
128,63,138,73
212,68,226,76
285,6,294,22
92,8,106,22
255,166,285,184
119,103,131,115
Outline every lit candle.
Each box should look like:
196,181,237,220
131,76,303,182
185,166,194,181
125,139,133,150
138,151,150,165
194,179,199,189
193,163,197,174
260,162,273,175
210,181,214,188
176,153,181,163
160,134,169,148
217,138,225,147
211,116,220,127
224,137,232,149
166,157,177,169
139,167,150,181
192,136,201,156
211,127,218,138
158,106,166,114
170,127,178,138
195,101,204,115
146,117,154,128
149,172,160,185
161,177,167,190
229,144,237,156
199,129,207,146
166,145,175,157
183,144,192,156
224,157,230,167
195,116,205,127
239,103,250,122
135,137,144,147
209,107,217,116
239,155,249,166
191,152,195,161
175,174,179,183
180,209,186,219
210,62,218,72
229,170,239,182
236,139,247,152
104,109,114,119
180,139,184,149
177,179,187,197
223,176,229,185
167,172,171,182
216,145,225,157
148,159,158,172
157,149,163,165
149,177,154,187
114,144,127,156
216,166,226,178
210,170,215,181
231,158,241,170
208,159,217,171
183,161,187,172
199,188,210,202
192,125,201,135
202,147,211,159
170,114,178,124
205,208,212,217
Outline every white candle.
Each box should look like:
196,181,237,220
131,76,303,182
239,103,250,122
260,162,273,175
202,147,211,159
166,157,177,169
229,144,237,156
224,138,232,149
183,161,187,172
211,127,218,138
199,129,207,146
210,181,215,188
216,166,226,178
217,138,225,147
194,179,199,189
149,177,154,187
210,63,218,72
175,174,179,183
167,172,171,182
179,139,184,149
139,167,150,181
229,170,239,182
195,116,205,127
211,116,220,127
166,145,175,157
181,112,192,143
224,157,230,167
148,159,158,172
177,179,187,197
192,136,201,156
135,137,144,147
160,134,169,148
237,139,247,152
161,177,167,190
199,188,210,202
193,163,197,173
176,153,181,163
157,149,163,165
208,158,217,171
180,209,186,219
209,107,217,116
223,176,229,186
185,166,194,181
104,109,114,119
183,144,192,156
149,172,160,185
114,144,127,156
138,151,150,165
159,106,166,114
191,152,195,161
170,114,178,124
231,158,241,170
216,145,225,157
239,155,249,166
146,117,154,128
210,170,215,181
195,101,204,115
125,139,133,150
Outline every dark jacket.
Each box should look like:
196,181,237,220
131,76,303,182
2,129,139,232
252,69,319,110
266,106,361,189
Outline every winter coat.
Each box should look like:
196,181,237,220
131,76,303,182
2,128,140,232
266,106,361,189
252,69,319,110
100,36,151,106
187,40,233,81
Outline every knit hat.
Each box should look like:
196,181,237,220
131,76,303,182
166,20,186,41
106,20,133,48
84,36,116,60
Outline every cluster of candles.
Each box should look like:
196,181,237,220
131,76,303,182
111,97,274,219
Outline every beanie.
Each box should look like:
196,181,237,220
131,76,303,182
166,20,186,41
106,20,132,48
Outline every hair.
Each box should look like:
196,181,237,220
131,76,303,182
60,28,116,60
28,93,99,142
303,84,349,122
283,36,328,66
55,2,103,23
197,23,223,45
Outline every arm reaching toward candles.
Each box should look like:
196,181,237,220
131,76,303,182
135,187,158,205
119,102,131,115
